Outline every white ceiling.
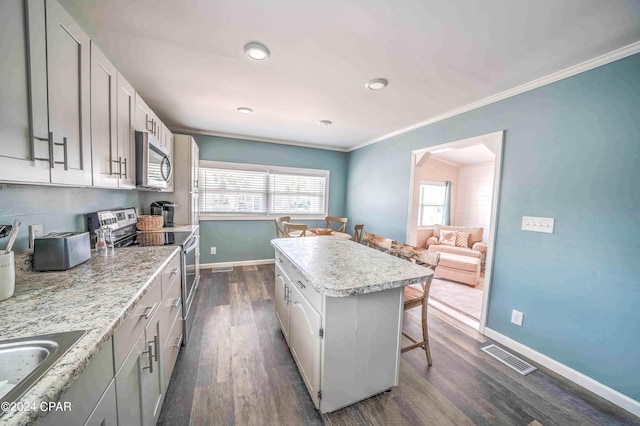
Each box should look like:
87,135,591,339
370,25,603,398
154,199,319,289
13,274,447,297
58,0,640,151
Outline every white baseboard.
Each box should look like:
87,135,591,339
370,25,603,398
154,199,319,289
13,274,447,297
200,258,275,270
484,327,640,417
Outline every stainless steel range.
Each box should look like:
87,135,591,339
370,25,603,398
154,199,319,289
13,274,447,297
87,207,200,345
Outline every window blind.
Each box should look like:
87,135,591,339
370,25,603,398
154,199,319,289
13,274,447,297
198,162,328,217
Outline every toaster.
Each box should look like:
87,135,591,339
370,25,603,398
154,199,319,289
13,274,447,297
33,232,91,271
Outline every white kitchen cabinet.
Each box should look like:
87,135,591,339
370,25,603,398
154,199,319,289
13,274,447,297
45,0,93,186
274,265,290,345
42,338,115,426
0,0,91,186
0,0,51,184
288,277,322,408
90,42,118,188
113,254,182,426
159,253,183,393
159,125,174,192
273,246,407,413
116,72,137,189
85,379,117,426
134,94,160,138
158,134,199,223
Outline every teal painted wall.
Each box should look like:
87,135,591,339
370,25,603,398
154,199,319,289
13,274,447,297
0,184,141,252
346,53,640,401
194,135,349,264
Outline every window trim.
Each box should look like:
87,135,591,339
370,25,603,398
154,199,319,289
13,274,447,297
417,181,447,227
198,160,330,221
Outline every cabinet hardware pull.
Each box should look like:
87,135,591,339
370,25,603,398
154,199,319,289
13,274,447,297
53,137,68,170
151,334,159,363
296,280,305,289
48,132,55,168
172,297,182,309
111,157,121,176
32,135,52,162
142,343,154,373
277,257,284,264
173,336,183,348
140,302,159,319
146,114,153,132
122,157,127,179
171,268,180,276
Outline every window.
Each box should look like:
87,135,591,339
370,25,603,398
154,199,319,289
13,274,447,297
199,160,329,219
418,182,446,226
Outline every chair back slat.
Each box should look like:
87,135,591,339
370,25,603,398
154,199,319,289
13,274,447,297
325,216,348,232
283,222,308,237
274,216,291,238
353,224,364,243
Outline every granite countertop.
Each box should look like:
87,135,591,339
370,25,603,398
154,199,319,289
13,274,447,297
0,245,181,426
271,237,433,297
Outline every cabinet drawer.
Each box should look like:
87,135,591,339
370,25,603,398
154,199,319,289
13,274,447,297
113,275,161,371
161,311,183,393
161,252,181,297
274,250,290,276
159,267,182,346
288,264,323,313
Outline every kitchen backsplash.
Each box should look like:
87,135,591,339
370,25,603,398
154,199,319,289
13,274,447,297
0,184,142,253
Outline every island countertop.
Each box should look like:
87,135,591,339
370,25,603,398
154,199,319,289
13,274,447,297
0,246,180,426
271,237,433,297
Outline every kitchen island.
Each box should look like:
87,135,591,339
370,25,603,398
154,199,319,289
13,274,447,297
271,237,433,413
0,246,180,426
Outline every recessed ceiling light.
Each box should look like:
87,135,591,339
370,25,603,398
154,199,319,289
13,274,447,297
237,107,254,114
366,78,388,90
244,42,270,61
318,120,333,126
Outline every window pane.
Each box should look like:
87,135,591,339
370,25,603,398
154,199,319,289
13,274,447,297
418,183,446,226
269,173,326,214
199,168,267,214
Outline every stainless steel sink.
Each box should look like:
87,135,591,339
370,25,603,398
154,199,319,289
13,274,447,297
0,330,86,407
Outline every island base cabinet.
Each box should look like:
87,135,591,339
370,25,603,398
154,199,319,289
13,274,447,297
288,280,322,409
320,287,404,413
274,265,290,345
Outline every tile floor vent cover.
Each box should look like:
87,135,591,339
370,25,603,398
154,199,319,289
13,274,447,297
481,344,537,375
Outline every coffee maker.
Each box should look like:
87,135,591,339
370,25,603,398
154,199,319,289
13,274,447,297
150,201,176,227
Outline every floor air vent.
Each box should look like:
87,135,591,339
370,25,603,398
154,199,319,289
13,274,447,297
212,267,233,273
481,344,537,375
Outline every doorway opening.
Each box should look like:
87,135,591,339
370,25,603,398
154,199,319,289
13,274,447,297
406,131,504,332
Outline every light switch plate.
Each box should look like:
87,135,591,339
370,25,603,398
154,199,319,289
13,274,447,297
522,216,554,233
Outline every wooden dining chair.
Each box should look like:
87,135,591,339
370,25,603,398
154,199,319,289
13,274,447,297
283,222,308,237
390,241,440,365
353,224,364,243
325,216,348,233
362,232,394,253
274,216,291,238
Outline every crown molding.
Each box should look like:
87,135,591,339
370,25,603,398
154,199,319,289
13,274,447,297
169,127,349,152
349,40,640,152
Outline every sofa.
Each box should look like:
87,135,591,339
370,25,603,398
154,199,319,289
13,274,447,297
425,225,487,287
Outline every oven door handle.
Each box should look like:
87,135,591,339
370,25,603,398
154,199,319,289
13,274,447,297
183,234,199,252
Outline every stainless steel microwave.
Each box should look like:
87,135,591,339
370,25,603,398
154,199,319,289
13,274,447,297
135,131,172,189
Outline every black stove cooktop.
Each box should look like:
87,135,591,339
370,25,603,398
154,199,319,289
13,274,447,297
116,231,193,248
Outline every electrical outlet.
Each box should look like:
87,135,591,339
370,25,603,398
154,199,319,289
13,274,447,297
29,224,44,248
511,309,524,326
210,247,216,255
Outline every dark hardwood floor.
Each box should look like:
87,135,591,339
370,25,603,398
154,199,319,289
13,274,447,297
158,265,639,426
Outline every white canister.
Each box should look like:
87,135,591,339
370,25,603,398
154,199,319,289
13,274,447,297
0,251,15,301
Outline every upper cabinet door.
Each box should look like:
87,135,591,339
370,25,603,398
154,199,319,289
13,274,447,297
0,0,50,183
46,0,92,186
117,72,136,189
91,42,118,188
